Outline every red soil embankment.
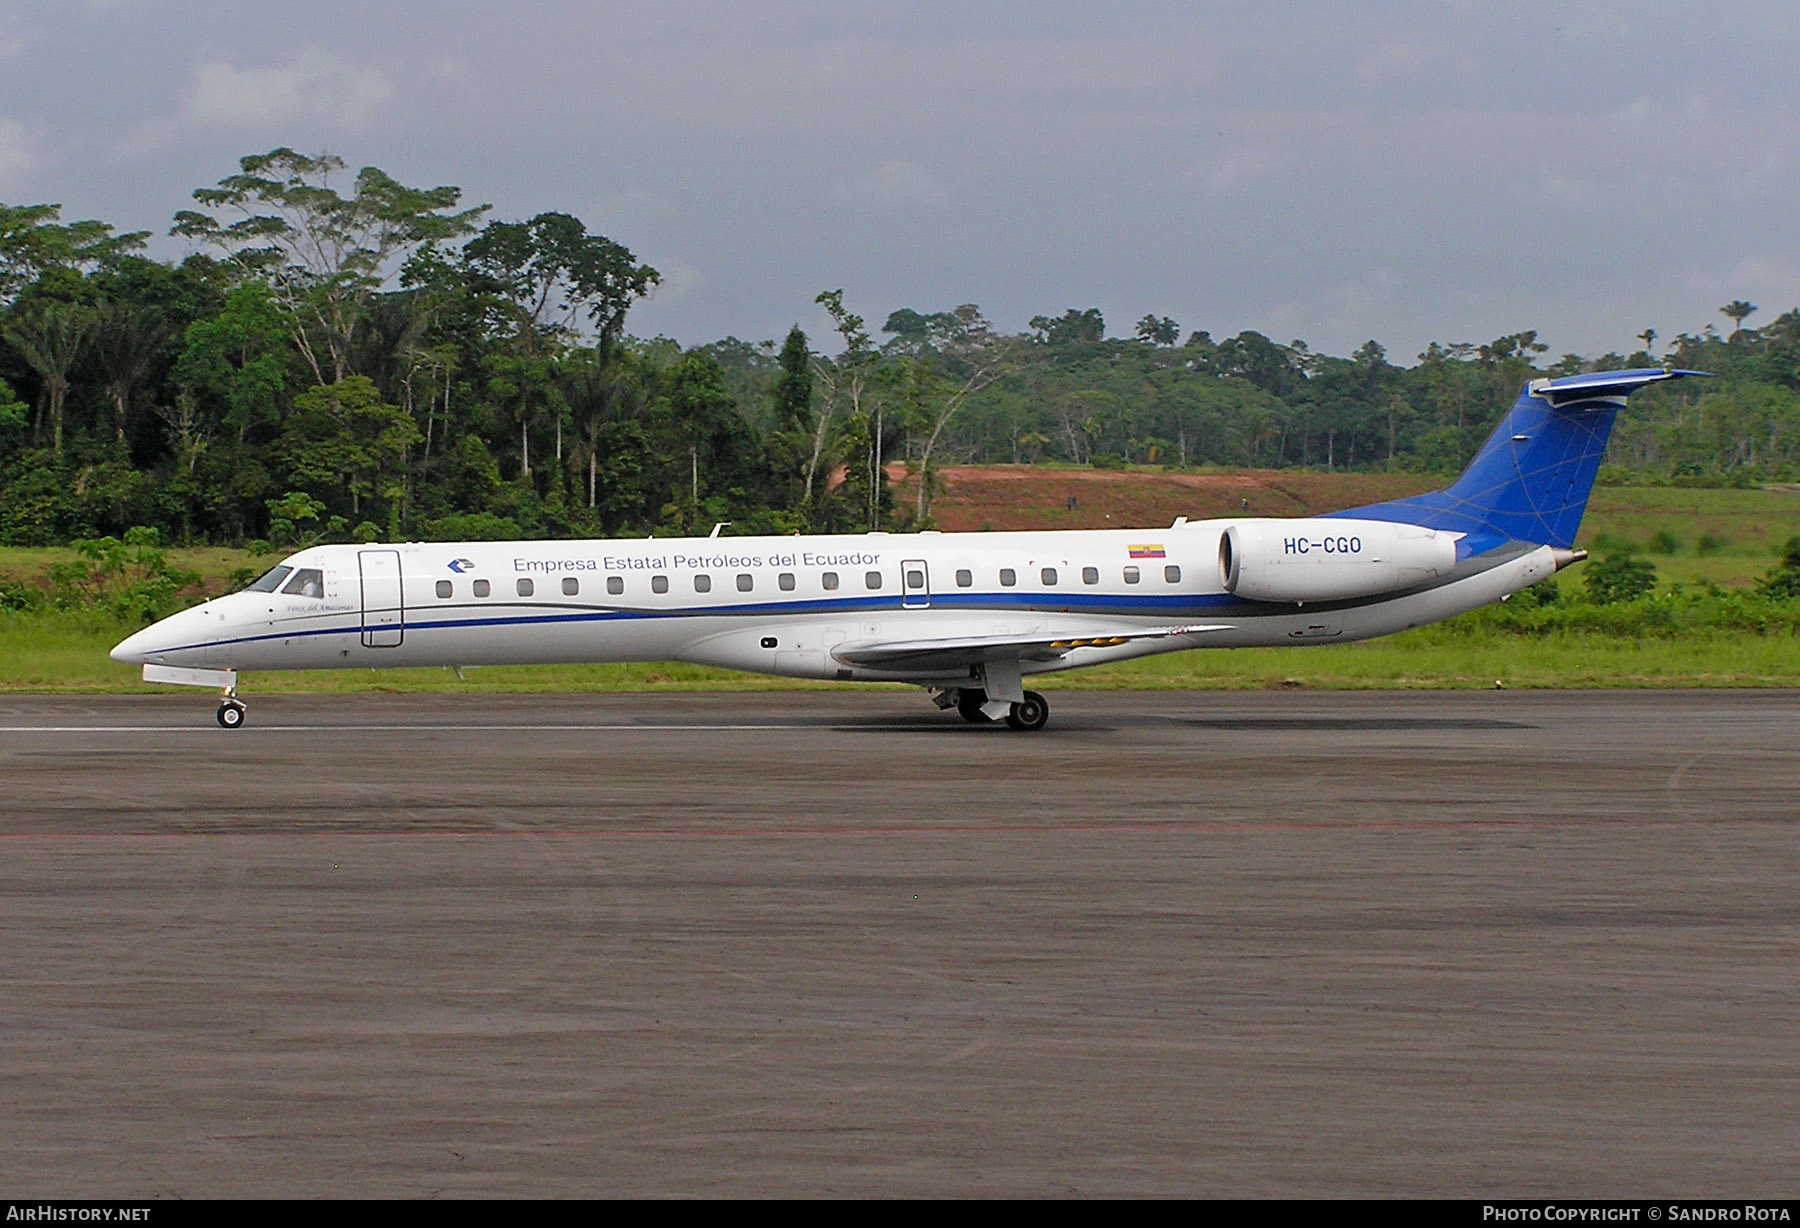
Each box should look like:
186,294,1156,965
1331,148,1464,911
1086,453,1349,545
887,465,1439,532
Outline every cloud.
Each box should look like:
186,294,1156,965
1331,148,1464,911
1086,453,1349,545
180,50,392,129
832,161,947,209
123,48,393,153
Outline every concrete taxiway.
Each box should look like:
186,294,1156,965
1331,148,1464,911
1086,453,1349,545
1,689,1796,1196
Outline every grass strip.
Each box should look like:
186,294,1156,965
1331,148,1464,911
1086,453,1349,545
11,608,1800,694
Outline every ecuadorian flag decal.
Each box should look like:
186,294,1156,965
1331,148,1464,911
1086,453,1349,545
1128,544,1166,559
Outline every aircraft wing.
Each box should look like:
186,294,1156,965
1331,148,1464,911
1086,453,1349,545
830,623,1229,672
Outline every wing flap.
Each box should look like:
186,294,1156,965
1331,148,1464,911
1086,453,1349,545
831,624,1228,672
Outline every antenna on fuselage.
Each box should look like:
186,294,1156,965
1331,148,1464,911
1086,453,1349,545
710,522,730,538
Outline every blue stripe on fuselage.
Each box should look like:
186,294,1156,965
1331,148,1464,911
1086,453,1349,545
152,589,1253,656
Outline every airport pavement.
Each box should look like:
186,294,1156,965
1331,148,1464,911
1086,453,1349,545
1,689,1796,1197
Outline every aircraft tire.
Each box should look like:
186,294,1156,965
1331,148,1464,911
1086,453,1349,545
956,688,990,723
1004,691,1049,731
217,701,246,730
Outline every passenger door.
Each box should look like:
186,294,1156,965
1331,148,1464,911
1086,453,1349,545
358,549,404,648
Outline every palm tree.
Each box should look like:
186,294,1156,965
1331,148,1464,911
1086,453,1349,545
1637,328,1657,358
4,303,91,458
1721,300,1757,338
558,346,634,508
90,301,171,442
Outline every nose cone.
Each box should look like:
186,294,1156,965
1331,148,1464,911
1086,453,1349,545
111,620,172,665
111,602,213,666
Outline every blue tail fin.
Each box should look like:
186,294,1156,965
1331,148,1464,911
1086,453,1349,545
1337,367,1706,551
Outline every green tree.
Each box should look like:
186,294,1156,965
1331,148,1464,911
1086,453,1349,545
1721,300,1757,339
1029,307,1105,347
558,344,642,511
265,490,326,547
1584,550,1657,604
173,148,487,383
0,203,147,306
0,375,26,453
174,281,291,444
461,212,658,481
814,290,886,528
885,304,1005,524
4,303,92,457
90,300,171,442
657,352,762,534
47,527,199,623
460,212,659,344
275,376,422,536
767,325,818,516
1135,314,1179,346
1757,537,1800,599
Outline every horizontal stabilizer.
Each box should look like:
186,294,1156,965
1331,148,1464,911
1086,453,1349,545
1530,367,1709,407
832,624,1227,672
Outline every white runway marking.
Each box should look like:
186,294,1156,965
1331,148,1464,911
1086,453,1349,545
0,722,831,734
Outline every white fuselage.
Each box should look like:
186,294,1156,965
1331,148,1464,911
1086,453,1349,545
112,523,1560,688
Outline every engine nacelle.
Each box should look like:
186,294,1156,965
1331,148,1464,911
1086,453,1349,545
1219,518,1459,603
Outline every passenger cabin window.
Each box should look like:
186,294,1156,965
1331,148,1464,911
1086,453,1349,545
652,575,669,594
517,578,534,597
778,572,796,591
281,568,324,598
999,568,1016,587
1123,566,1140,585
1041,567,1058,586
694,574,712,593
245,565,293,593
1164,564,1181,583
737,573,754,592
864,570,882,590
906,568,924,589
822,571,840,590
565,577,581,596
606,576,624,595
1082,566,1099,585
436,580,453,599
473,579,491,598
956,569,972,588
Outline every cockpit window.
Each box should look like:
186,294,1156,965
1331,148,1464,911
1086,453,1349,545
280,568,325,598
244,565,293,593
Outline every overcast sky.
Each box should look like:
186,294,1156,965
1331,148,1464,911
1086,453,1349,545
2,1,1796,362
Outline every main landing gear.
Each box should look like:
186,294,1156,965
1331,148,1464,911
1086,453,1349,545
217,693,247,729
1004,691,1049,732
956,688,989,723
940,687,1051,732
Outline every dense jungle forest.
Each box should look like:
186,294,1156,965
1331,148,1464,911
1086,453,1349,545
3,148,1797,551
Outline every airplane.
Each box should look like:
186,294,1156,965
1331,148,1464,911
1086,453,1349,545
112,366,1703,730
